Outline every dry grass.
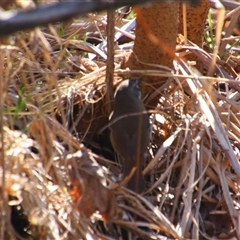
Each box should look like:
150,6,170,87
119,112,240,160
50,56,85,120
1,2,240,239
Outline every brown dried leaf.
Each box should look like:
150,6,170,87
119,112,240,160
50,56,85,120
68,56,99,73
67,149,122,221
79,57,99,72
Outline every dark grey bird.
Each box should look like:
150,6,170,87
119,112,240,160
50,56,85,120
109,79,150,193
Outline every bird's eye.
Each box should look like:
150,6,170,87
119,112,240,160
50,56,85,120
134,82,140,91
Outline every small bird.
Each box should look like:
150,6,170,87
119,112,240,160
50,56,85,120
109,79,150,193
